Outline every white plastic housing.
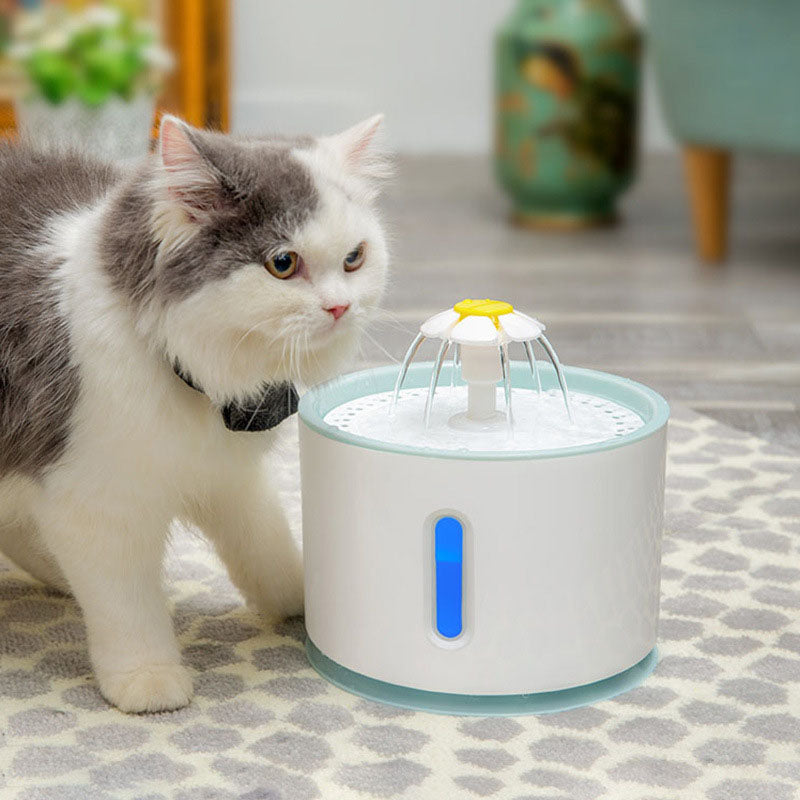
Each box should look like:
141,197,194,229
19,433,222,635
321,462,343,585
300,366,668,696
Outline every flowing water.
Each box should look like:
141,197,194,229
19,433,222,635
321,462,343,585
325,386,644,453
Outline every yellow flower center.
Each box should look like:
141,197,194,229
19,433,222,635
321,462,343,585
453,298,514,328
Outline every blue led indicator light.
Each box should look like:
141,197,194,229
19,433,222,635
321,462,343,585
434,516,463,638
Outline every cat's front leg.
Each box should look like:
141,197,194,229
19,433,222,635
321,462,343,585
35,496,192,713
191,470,304,622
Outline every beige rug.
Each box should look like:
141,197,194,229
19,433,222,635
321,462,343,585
0,407,798,800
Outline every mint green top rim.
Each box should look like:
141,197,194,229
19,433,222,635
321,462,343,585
298,362,670,461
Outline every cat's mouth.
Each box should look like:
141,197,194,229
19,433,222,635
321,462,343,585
324,316,351,336
314,313,356,340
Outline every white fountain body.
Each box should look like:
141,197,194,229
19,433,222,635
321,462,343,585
299,301,668,714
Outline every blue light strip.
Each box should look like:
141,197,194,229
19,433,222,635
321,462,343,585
435,516,463,638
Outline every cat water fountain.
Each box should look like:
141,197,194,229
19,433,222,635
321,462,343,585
299,299,669,714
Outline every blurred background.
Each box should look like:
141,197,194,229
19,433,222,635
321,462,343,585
1,0,799,447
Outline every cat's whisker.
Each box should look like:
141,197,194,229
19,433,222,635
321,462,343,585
231,320,272,358
358,328,400,364
368,308,415,335
289,335,303,387
289,338,299,386
304,330,323,382
242,387,269,432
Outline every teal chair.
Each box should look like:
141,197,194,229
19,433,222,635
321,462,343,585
646,0,800,262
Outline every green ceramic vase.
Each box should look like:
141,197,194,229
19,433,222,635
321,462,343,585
495,0,640,228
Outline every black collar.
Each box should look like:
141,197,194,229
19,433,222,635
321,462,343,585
173,361,298,432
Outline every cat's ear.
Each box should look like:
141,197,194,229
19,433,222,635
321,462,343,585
323,114,391,188
158,115,225,219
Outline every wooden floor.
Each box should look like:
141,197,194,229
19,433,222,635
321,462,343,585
360,152,800,450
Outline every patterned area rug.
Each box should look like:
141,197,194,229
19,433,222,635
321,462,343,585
0,407,798,800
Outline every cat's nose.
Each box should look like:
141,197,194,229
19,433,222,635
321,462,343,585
325,304,350,321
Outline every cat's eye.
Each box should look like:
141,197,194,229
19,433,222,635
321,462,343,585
266,251,299,279
344,242,366,272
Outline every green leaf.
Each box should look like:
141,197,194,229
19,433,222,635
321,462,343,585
27,51,78,104
76,79,112,107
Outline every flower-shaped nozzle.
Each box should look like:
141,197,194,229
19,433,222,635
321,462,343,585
420,298,544,346
392,298,571,429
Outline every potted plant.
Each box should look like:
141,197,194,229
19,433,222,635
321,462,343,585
8,3,172,161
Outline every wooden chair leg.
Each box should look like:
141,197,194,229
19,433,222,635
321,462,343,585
683,146,731,263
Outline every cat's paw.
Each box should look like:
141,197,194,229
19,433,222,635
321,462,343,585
253,557,305,623
99,663,193,714
259,594,304,624
258,582,304,624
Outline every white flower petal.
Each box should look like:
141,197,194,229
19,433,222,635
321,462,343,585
516,311,545,333
14,12,46,39
450,315,499,346
498,311,544,341
40,30,69,52
82,6,123,27
420,309,459,339
7,43,34,60
142,44,175,71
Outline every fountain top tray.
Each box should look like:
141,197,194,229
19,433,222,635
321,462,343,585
300,362,669,461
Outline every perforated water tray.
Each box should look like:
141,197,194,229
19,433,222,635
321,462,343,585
323,387,644,454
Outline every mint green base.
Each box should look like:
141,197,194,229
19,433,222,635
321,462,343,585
306,639,659,717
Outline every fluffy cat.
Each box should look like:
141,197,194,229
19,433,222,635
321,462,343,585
0,114,389,712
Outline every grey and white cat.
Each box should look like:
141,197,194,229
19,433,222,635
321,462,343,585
0,115,389,712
